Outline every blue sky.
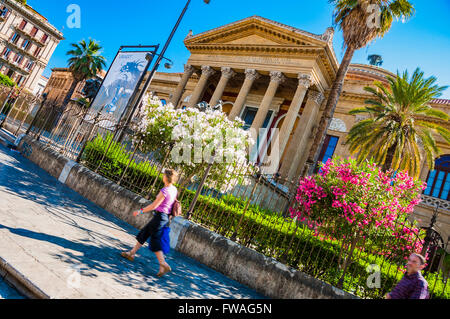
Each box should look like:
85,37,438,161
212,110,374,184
29,0,450,98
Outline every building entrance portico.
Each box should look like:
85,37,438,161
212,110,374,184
169,16,338,180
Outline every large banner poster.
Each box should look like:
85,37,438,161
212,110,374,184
89,51,152,124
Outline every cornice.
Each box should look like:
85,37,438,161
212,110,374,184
185,16,326,45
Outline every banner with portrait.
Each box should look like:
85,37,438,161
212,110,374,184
88,50,155,129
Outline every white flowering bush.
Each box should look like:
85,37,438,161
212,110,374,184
132,95,257,192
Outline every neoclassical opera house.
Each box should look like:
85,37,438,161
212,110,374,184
146,16,450,251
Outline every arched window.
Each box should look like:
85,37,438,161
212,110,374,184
160,99,167,106
424,155,450,200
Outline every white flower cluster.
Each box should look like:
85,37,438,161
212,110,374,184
132,95,257,193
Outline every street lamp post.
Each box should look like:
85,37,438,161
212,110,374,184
118,0,211,142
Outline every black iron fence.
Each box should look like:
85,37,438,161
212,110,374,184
2,96,449,299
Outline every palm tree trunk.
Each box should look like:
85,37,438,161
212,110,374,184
62,80,80,110
382,142,397,173
303,47,356,176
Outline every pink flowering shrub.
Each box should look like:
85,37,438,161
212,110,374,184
290,157,426,264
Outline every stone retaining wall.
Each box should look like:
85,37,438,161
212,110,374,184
17,135,357,299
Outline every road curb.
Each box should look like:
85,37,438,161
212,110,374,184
0,255,49,299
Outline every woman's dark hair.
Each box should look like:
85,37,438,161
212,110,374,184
164,169,179,184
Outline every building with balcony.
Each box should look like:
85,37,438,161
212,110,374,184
0,0,63,91
144,16,450,253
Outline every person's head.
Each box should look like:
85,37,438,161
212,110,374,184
163,169,178,185
406,253,426,274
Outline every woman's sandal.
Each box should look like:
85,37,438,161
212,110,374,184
120,251,135,262
157,264,172,278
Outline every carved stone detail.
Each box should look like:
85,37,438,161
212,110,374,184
201,65,216,77
298,73,312,88
269,71,285,84
221,67,236,79
244,68,260,81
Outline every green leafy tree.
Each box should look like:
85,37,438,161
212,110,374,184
346,68,450,178
62,39,106,109
0,73,17,88
305,0,415,175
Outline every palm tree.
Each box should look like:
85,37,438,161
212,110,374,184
304,0,415,176
368,54,383,66
346,68,450,179
61,39,106,110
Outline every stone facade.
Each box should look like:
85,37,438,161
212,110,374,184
0,0,63,92
145,16,450,251
43,68,106,105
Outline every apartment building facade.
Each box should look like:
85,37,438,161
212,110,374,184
0,0,63,92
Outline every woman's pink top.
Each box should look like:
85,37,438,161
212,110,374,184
155,185,178,214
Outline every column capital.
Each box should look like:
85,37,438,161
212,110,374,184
307,90,325,106
298,73,313,89
244,68,260,81
221,67,236,79
269,71,286,84
201,65,216,77
184,64,195,74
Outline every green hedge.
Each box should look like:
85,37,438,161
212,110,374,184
81,133,449,299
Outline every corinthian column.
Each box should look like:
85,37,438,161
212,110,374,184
279,90,325,180
228,69,260,121
209,67,235,107
188,65,216,108
171,64,195,108
278,73,312,158
250,71,285,130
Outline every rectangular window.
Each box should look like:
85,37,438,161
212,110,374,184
10,32,20,44
3,48,11,58
13,53,23,64
41,34,48,44
30,27,38,37
424,170,436,196
432,171,446,198
25,60,34,71
34,47,41,57
16,75,25,86
0,6,9,18
440,173,450,200
19,19,27,30
22,39,30,51
241,107,274,131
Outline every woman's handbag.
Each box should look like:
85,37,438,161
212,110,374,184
170,192,182,217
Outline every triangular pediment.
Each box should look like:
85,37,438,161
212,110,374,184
224,34,283,46
184,16,329,48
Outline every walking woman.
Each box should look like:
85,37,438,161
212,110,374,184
121,169,178,278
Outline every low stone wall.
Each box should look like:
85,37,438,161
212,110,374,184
17,135,357,299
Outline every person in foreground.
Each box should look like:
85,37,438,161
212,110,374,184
385,253,429,299
121,169,178,278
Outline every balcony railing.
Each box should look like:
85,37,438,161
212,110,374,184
420,194,450,211
0,56,31,75
13,24,45,47
6,41,38,61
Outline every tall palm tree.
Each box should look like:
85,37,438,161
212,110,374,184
304,0,415,176
61,39,106,109
346,68,450,179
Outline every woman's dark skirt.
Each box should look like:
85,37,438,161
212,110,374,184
136,211,170,252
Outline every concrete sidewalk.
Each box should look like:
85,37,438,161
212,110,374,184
0,142,264,299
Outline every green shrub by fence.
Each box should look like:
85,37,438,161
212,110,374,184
80,133,449,299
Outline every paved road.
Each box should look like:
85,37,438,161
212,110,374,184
0,142,264,299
